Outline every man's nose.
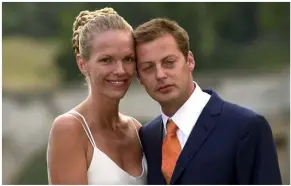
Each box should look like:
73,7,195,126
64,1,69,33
156,66,167,80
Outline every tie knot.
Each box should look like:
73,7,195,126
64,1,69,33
166,119,178,134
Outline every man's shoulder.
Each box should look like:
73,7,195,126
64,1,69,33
205,89,261,119
141,115,162,130
222,100,262,119
217,98,270,132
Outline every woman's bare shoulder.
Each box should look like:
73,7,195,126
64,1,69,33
47,113,88,184
52,113,83,134
49,113,85,147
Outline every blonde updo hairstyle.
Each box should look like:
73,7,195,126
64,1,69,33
72,7,133,60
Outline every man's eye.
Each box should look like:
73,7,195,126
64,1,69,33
164,60,175,67
142,65,154,72
165,60,174,64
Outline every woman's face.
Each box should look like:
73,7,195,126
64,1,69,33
82,30,136,100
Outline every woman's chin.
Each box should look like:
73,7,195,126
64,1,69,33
106,91,127,100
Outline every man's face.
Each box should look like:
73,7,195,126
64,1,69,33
136,34,195,106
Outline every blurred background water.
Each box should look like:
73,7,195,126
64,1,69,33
2,2,290,184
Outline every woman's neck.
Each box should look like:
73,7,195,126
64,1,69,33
79,93,122,131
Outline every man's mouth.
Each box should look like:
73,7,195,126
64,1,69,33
157,84,173,92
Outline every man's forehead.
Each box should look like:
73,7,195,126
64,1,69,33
137,45,176,58
137,34,177,50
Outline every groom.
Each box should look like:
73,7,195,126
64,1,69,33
133,18,282,184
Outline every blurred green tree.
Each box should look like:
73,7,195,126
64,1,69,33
2,2,289,84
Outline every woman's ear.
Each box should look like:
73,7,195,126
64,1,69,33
76,54,89,76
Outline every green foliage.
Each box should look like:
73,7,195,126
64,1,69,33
54,41,81,84
2,2,290,84
13,148,48,185
2,37,60,90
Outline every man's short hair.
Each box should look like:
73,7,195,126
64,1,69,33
133,18,190,57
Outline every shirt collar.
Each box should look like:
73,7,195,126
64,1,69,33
161,81,210,137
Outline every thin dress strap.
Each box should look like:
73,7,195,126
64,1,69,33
129,117,143,150
67,110,97,148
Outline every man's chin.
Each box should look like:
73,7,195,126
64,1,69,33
153,95,177,105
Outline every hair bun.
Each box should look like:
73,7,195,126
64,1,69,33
72,7,131,57
96,7,118,15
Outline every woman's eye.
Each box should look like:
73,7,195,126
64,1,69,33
100,58,112,63
124,57,135,63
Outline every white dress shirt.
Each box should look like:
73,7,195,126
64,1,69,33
161,81,211,149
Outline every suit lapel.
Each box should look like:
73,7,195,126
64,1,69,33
170,90,223,184
148,117,166,184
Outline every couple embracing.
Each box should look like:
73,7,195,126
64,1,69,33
47,7,282,185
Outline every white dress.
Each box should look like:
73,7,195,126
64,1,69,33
67,110,147,185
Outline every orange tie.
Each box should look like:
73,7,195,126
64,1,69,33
162,119,182,184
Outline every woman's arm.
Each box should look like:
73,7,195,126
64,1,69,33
47,114,88,184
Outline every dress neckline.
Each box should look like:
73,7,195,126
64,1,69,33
89,147,146,179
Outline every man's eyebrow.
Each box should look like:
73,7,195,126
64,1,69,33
161,54,177,61
139,55,177,65
139,61,154,65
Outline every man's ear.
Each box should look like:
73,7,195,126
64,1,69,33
187,51,195,72
76,54,89,76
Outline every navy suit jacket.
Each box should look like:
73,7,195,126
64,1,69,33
139,90,282,185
